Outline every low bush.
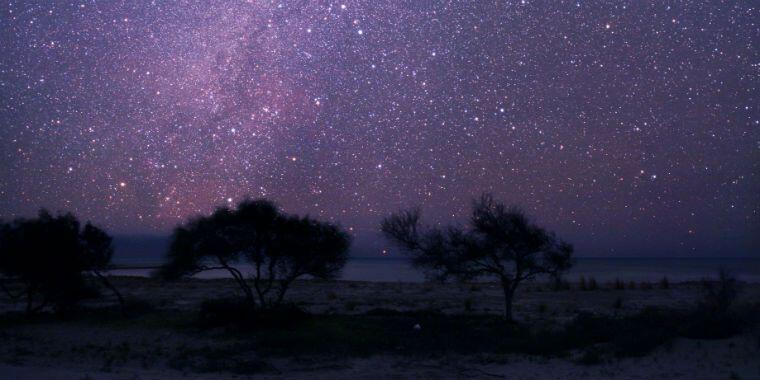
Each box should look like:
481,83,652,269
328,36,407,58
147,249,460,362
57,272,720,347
237,304,754,359
198,298,309,329
680,311,743,340
563,308,676,357
199,298,256,327
699,269,740,314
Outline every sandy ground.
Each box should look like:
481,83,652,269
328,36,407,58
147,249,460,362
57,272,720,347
1,277,758,379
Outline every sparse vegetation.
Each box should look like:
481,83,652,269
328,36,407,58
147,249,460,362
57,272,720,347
382,194,574,321
699,269,740,315
0,210,122,314
0,274,756,377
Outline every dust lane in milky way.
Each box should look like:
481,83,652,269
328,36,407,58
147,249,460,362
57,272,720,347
0,1,757,256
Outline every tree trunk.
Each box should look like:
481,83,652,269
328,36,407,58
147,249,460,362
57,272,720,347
274,277,295,307
228,267,257,308
95,271,125,314
215,256,257,309
501,282,516,322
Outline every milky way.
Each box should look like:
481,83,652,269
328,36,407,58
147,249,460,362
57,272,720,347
0,1,758,256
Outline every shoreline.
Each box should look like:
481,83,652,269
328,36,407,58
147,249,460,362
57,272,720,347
106,256,760,284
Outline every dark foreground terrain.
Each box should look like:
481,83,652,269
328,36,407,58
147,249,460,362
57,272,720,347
0,277,758,379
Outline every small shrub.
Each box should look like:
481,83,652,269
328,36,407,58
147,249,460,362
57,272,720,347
255,304,310,328
628,281,636,290
198,298,309,329
579,276,587,291
199,298,256,327
121,297,154,316
613,278,625,290
639,281,653,290
659,277,670,289
699,269,740,314
587,277,598,291
565,308,679,358
681,311,742,340
682,271,745,340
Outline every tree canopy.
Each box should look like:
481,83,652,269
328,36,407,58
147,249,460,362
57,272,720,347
158,198,351,308
0,210,121,313
382,194,574,321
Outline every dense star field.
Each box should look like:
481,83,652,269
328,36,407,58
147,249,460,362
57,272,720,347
0,1,757,256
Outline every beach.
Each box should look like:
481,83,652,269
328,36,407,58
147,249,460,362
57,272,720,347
1,276,758,379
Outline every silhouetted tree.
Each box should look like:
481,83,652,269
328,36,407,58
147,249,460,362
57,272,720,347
80,223,125,310
158,199,351,309
545,241,574,290
0,210,122,314
382,194,574,321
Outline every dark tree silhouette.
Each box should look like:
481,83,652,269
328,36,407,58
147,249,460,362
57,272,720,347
80,222,125,311
158,199,351,308
545,242,574,290
0,210,122,314
382,194,574,321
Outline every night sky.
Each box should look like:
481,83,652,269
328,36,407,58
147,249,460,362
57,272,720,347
0,1,757,257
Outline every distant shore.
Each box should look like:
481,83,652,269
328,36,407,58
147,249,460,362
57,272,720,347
107,256,760,283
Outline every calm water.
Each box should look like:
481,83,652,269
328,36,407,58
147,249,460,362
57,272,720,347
110,257,760,283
